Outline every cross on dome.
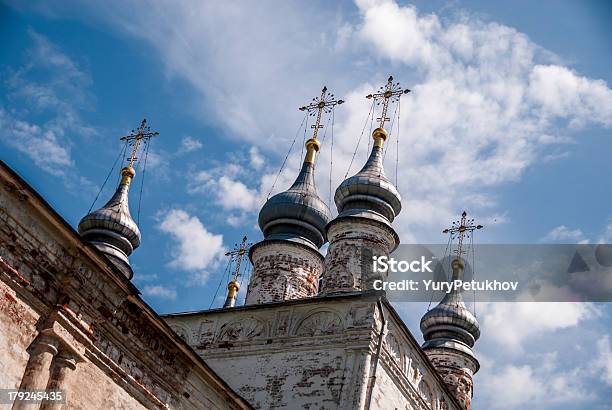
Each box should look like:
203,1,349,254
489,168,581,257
120,118,159,168
366,76,410,130
299,86,344,141
442,211,483,257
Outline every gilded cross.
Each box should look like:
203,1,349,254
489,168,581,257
442,211,483,256
366,76,411,129
299,86,344,140
225,236,251,282
120,119,160,168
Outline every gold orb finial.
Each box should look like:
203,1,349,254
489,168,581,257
120,166,136,185
304,138,321,164
452,258,465,270
305,138,321,152
372,127,388,148
227,280,240,299
451,258,465,281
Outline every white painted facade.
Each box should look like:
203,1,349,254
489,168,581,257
164,292,461,410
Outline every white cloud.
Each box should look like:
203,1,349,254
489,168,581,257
597,220,612,244
540,225,588,243
56,1,350,143
478,360,592,409
157,209,224,277
15,29,93,111
542,150,571,163
395,300,606,408
596,334,612,386
215,176,261,212
0,110,73,175
188,160,267,225
357,0,447,67
351,1,611,240
528,65,612,127
541,220,612,244
178,136,203,154
187,271,212,287
140,147,171,182
142,284,177,300
171,0,612,241
21,0,612,240
249,146,264,170
0,29,96,193
133,273,159,282
480,364,544,407
479,302,599,353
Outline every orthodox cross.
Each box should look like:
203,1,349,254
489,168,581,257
442,211,483,256
366,76,411,129
120,119,160,168
299,86,344,140
225,236,251,283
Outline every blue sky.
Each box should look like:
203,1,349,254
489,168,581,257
1,0,611,408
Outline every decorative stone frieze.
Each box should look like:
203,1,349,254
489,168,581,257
164,293,462,410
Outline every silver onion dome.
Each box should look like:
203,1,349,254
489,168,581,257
420,289,481,347
258,138,331,249
420,259,480,350
78,166,141,278
335,128,401,224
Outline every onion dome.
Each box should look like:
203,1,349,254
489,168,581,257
78,166,141,279
335,127,401,225
420,259,480,353
258,138,331,250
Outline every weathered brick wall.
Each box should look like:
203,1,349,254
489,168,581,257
320,218,397,295
60,361,148,409
0,279,39,391
368,310,458,410
164,294,461,410
246,241,324,305
423,349,477,410
0,164,249,409
0,262,149,410
207,347,356,408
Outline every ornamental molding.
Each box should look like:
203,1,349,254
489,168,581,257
293,308,344,337
216,316,268,342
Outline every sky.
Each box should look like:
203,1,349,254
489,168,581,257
1,0,612,408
